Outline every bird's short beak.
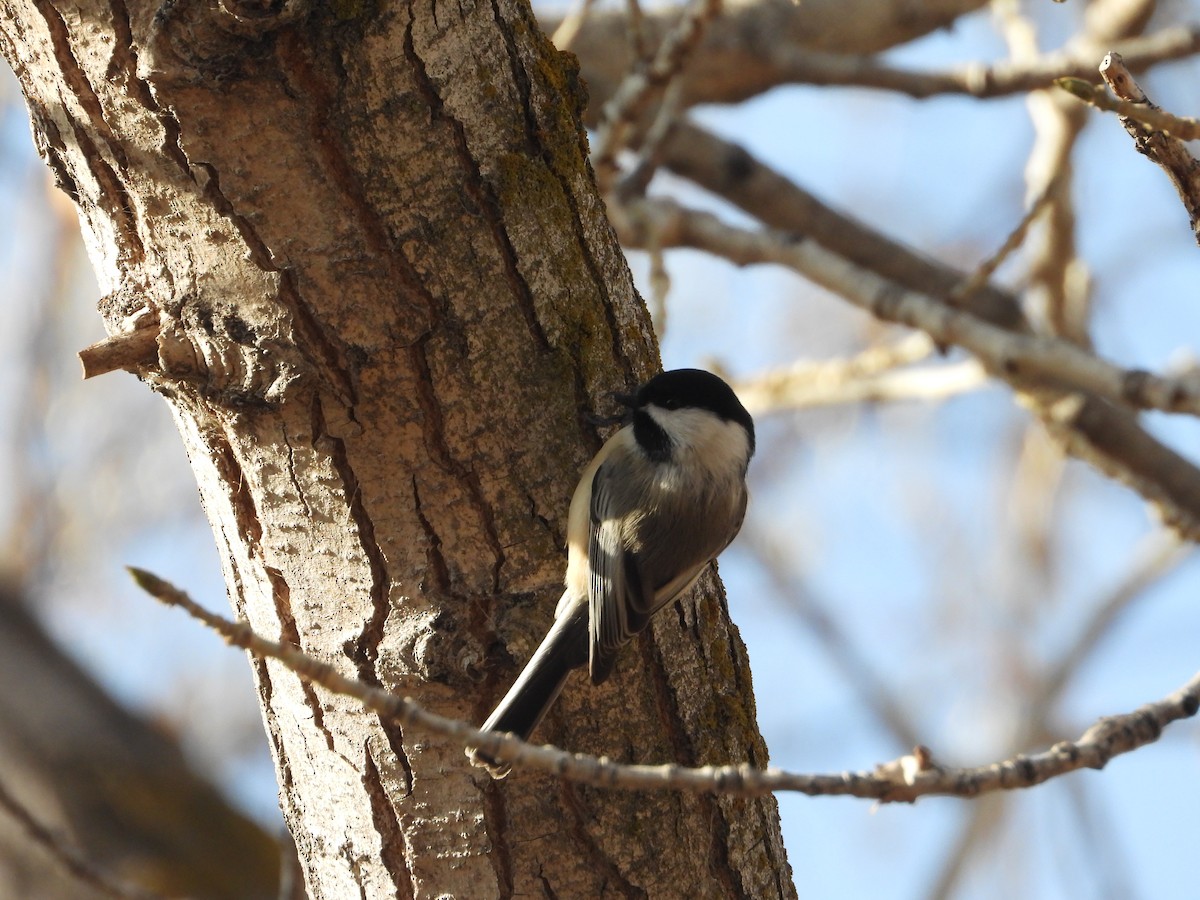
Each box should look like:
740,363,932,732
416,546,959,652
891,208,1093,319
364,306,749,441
585,390,636,429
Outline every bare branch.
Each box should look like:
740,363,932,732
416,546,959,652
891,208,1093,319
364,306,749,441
927,796,1009,900
659,119,1027,329
76,306,161,379
948,175,1061,308
740,526,925,751
550,3,1200,118
551,0,598,50
1058,52,1200,244
591,0,721,189
1039,531,1191,712
654,118,1200,540
549,0,995,124
1057,75,1200,139
744,25,1200,103
131,567,1200,803
734,335,987,413
613,197,1200,422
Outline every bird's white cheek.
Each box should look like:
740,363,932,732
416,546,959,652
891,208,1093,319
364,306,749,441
645,407,751,477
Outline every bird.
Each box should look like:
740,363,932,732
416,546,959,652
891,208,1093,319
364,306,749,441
467,368,755,777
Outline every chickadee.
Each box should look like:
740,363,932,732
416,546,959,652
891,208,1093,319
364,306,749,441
468,368,755,777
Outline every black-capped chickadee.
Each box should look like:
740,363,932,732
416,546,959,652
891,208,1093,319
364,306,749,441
468,368,755,777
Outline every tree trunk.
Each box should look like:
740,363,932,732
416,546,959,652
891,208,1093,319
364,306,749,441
0,0,793,895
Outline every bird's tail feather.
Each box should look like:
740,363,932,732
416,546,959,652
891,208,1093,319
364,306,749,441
467,600,588,778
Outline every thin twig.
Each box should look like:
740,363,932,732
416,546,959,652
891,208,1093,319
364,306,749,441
1038,531,1190,712
948,176,1062,307
927,796,1009,900
614,78,686,200
751,25,1200,102
591,0,721,190
623,0,648,63
741,527,924,751
997,0,1089,345
1059,51,1200,244
131,567,1200,802
1056,76,1200,140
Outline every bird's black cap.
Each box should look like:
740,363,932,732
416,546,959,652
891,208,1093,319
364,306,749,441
626,368,755,457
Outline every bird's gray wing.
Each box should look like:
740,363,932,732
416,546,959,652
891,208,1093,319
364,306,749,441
588,468,749,684
633,483,748,615
587,463,648,684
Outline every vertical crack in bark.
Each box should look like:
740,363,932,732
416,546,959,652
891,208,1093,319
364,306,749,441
103,0,192,300
489,0,640,383
478,782,515,897
253,655,295,787
536,869,561,900
706,803,752,900
154,103,192,183
219,509,252,617
310,391,415,832
275,32,438,338
278,269,357,404
29,110,82,203
389,730,415,804
676,596,692,634
270,563,340,755
406,332,511,713
281,425,314,520
558,782,647,899
31,0,126,166
252,653,310,873
362,746,415,900
106,0,192,177
407,336,508,596
640,626,747,896
411,476,452,592
310,394,391,687
204,420,264,548
192,160,281,273
402,11,550,354
30,0,146,263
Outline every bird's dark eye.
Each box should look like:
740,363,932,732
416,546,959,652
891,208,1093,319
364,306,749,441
661,397,681,410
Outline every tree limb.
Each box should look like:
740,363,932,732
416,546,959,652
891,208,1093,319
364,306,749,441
699,25,1200,105
649,123,1200,538
130,567,1200,803
614,197,1200,421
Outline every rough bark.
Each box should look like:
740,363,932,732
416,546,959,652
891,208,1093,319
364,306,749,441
0,0,792,896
